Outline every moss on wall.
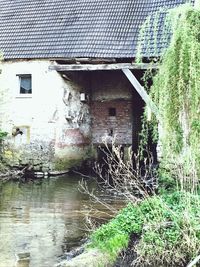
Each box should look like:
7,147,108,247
54,158,83,170
54,146,95,171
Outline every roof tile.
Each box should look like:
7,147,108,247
0,0,191,59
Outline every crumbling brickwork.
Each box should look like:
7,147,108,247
91,100,133,145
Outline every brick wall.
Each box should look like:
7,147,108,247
91,99,133,145
90,71,144,148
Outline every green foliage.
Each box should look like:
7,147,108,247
158,170,177,192
0,130,7,158
0,130,7,141
90,191,200,266
90,203,141,258
138,3,200,178
136,192,200,266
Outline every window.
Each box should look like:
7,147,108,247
108,107,116,116
17,75,32,94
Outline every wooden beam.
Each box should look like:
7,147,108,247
54,58,117,64
122,68,159,119
74,58,116,64
49,63,158,71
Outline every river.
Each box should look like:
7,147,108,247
0,174,124,267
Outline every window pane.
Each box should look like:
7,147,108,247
20,76,32,94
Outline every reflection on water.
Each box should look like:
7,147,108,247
0,174,124,267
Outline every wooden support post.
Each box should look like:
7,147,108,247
187,255,200,267
122,68,159,120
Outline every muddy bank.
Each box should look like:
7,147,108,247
55,248,112,267
55,233,139,267
114,234,139,267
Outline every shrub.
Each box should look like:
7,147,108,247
0,130,7,156
89,203,141,258
134,192,200,266
90,191,200,266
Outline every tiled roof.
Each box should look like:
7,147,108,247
0,0,190,60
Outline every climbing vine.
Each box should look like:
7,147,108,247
138,2,200,178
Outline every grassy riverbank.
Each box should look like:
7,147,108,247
89,190,200,266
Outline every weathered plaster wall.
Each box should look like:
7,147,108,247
0,60,91,170
53,71,92,170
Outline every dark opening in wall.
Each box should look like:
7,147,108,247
108,129,113,136
108,107,116,116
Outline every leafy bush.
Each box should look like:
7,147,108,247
90,191,200,266
135,192,200,266
0,130,7,140
0,130,7,157
90,203,141,258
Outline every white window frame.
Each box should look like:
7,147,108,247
16,74,32,98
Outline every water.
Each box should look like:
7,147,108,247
0,174,124,267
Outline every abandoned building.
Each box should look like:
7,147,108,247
0,0,190,170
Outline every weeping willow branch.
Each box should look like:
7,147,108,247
138,2,200,184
